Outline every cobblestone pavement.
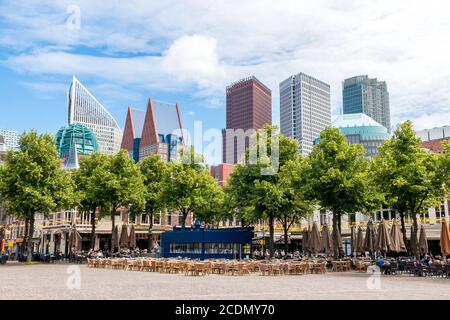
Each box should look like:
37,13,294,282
1,263,449,300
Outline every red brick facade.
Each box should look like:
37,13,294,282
223,76,272,163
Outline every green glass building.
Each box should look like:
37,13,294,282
56,123,99,158
315,113,391,158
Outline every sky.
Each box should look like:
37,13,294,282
1,0,450,164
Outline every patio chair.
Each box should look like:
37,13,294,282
271,264,282,276
413,264,427,277
259,263,270,276
185,263,196,276
194,263,205,276
445,264,450,278
390,262,399,275
429,264,444,277
355,261,367,272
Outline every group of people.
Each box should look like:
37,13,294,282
253,248,302,259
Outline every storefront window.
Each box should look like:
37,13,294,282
169,243,201,254
204,243,235,254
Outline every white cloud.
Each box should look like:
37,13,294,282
1,0,450,128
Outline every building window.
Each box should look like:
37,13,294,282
204,243,236,254
169,243,202,254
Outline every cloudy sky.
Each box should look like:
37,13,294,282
1,0,449,163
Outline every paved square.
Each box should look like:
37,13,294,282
1,263,449,300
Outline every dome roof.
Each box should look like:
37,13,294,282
331,113,391,141
56,123,99,158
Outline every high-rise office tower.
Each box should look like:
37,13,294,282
0,129,20,151
67,76,122,155
279,73,331,156
342,75,391,132
121,98,185,163
222,76,272,164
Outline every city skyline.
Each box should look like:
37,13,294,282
1,1,450,165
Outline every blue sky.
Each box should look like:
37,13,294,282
1,0,450,164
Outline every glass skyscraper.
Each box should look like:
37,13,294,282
280,72,331,156
342,75,391,132
67,76,122,155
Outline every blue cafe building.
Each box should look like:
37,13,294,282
160,221,254,260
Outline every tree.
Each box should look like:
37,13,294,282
139,155,166,251
0,130,75,262
304,127,371,258
372,121,449,257
225,125,300,258
104,150,146,252
278,158,314,254
163,146,221,228
74,152,111,250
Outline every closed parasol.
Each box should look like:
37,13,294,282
309,222,322,254
321,224,333,255
356,226,364,253
120,225,129,248
390,219,406,253
129,225,136,249
302,228,309,254
418,224,428,254
364,220,375,252
410,225,419,257
375,219,393,253
439,218,450,256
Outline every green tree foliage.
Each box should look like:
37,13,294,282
304,127,371,258
0,130,75,262
278,158,314,254
163,146,222,228
372,121,449,257
74,152,112,250
225,125,310,257
104,150,146,252
139,155,167,250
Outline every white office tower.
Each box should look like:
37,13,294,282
67,76,122,155
280,73,331,156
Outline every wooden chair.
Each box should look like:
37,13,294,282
195,263,207,276
355,261,367,272
185,263,196,276
259,263,270,276
202,262,212,275
271,264,283,275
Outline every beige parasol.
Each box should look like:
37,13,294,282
390,219,406,253
418,224,429,254
439,218,450,256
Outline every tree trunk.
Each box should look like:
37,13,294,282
26,212,35,263
90,206,96,250
21,217,29,256
399,211,408,252
283,214,289,255
268,213,274,259
412,212,419,259
110,207,116,254
332,208,339,259
181,210,187,228
147,209,154,252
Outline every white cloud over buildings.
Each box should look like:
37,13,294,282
1,0,450,129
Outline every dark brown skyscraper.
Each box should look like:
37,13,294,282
222,76,272,164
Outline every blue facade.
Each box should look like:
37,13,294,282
161,227,254,260
132,137,141,162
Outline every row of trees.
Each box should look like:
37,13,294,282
1,120,449,262
223,121,450,259
0,132,222,263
